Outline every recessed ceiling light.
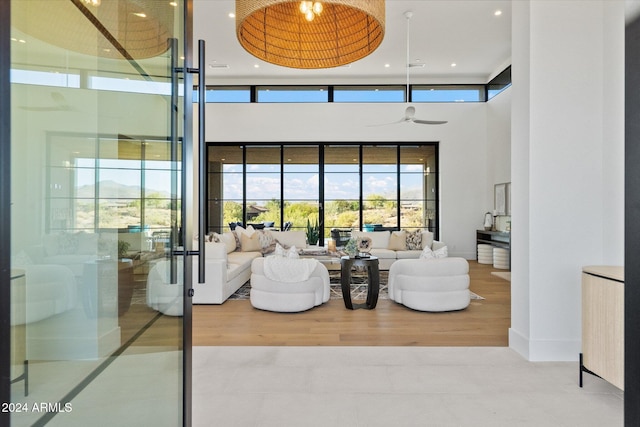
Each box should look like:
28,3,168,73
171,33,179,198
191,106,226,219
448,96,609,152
133,12,146,18
221,158,226,161
169,1,178,6
384,63,390,68
229,12,235,18
494,10,502,16
254,64,260,68
451,63,457,67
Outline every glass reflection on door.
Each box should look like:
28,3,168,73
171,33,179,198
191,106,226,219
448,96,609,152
10,1,186,425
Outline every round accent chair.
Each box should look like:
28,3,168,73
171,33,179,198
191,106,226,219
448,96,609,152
250,257,330,312
388,257,470,312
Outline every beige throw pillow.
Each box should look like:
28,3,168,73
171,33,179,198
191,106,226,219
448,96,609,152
240,232,262,252
388,230,407,251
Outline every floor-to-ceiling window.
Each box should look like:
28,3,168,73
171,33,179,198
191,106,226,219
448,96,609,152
206,143,439,240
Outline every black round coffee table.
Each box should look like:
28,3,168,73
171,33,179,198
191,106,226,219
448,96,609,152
340,256,380,310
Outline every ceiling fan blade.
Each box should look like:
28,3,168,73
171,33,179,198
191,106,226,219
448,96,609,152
413,119,448,125
366,118,407,127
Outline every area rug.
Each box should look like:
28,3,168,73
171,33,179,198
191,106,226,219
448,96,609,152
229,271,484,301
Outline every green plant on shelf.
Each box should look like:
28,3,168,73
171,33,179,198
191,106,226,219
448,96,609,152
118,240,131,259
306,218,320,246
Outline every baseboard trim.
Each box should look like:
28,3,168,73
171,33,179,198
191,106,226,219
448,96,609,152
509,328,580,361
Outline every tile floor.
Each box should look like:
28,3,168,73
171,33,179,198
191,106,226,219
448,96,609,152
192,346,623,427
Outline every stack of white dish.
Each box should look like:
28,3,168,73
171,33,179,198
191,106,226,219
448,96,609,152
493,247,510,269
477,244,494,265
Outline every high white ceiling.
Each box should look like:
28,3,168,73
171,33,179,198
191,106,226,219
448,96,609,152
194,0,513,85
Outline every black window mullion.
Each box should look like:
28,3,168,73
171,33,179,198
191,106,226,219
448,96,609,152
358,145,363,231
434,143,440,241
319,144,325,245
397,146,401,230
242,146,247,225
280,145,284,229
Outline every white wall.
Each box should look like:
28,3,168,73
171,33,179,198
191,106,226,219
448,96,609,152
510,0,625,361
487,87,512,211
205,101,489,259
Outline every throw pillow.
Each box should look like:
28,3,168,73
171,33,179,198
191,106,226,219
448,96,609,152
221,232,237,254
388,230,407,251
421,231,435,249
419,245,448,259
404,229,422,250
240,232,262,252
274,243,300,258
254,230,277,255
286,245,300,259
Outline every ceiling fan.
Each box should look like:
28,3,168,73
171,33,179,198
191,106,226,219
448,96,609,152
370,11,448,126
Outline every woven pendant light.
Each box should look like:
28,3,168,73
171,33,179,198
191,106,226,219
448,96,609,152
12,0,175,60
236,0,385,69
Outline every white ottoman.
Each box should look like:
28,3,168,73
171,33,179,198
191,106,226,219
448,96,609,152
477,244,494,265
493,247,510,269
250,257,330,312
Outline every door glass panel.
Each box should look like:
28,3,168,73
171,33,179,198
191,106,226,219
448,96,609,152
10,1,185,425
324,146,360,233
400,145,438,232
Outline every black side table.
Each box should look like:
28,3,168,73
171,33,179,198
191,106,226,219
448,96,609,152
340,256,380,309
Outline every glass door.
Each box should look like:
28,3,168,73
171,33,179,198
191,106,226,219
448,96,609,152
9,1,189,425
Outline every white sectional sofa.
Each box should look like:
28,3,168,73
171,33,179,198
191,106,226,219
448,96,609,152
192,229,309,304
351,230,446,270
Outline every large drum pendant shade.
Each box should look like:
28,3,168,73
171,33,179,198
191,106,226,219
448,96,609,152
12,0,175,60
236,0,385,69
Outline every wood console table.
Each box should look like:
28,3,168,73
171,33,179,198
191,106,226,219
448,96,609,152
476,230,511,268
580,265,624,390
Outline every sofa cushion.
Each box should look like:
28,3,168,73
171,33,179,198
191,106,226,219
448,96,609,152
352,231,390,249
222,232,237,254
396,250,422,260
271,230,307,248
432,240,446,251
226,263,244,282
369,248,397,259
421,231,435,249
227,251,261,281
388,231,407,251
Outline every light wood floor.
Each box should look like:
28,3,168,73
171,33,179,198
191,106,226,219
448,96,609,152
193,261,511,347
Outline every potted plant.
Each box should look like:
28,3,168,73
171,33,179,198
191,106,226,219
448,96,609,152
117,240,131,259
306,218,320,246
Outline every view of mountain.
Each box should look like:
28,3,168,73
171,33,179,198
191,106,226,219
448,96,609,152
76,180,171,199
